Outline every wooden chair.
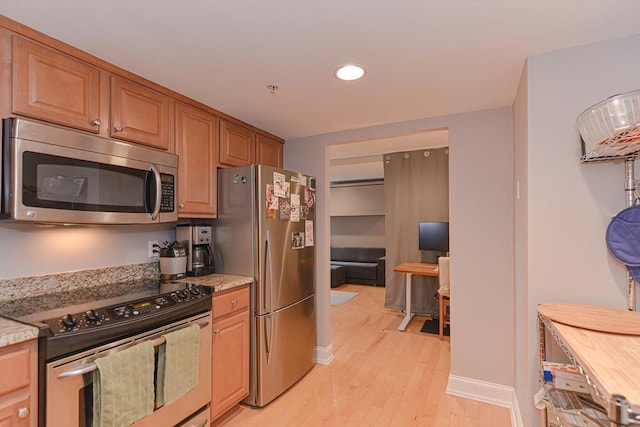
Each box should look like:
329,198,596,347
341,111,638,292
437,256,450,340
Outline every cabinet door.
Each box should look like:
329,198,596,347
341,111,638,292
110,76,170,150
211,309,249,421
219,120,255,166
12,36,101,133
256,134,283,168
174,102,218,218
0,340,37,427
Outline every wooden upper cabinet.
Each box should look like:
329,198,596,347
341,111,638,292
219,119,255,166
256,134,283,168
110,75,170,150
12,36,101,133
174,102,218,218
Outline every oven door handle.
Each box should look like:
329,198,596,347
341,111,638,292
57,320,209,379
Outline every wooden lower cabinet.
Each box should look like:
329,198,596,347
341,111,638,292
210,285,250,421
0,339,38,427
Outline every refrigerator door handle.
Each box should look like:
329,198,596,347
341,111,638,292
264,315,272,363
263,230,274,314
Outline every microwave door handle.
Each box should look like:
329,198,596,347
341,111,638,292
149,164,161,221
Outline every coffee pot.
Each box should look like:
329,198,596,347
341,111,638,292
176,224,216,276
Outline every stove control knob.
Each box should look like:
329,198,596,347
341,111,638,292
62,314,78,329
189,287,200,296
85,309,100,323
175,290,187,300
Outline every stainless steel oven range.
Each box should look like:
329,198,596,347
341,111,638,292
7,281,212,427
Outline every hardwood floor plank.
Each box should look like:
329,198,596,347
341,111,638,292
212,284,511,427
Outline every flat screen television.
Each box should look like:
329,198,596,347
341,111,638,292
418,221,449,252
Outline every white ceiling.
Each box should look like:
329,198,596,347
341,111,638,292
1,1,639,143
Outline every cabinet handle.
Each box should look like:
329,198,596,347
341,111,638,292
114,125,123,132
213,329,220,334
231,299,238,306
179,203,185,209
91,119,102,126
17,407,29,418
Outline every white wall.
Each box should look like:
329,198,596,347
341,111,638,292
285,106,515,388
517,34,640,426
0,223,174,279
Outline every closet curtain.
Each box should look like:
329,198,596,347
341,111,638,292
384,148,449,316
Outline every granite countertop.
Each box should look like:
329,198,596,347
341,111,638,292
0,317,40,348
0,271,253,348
178,273,253,292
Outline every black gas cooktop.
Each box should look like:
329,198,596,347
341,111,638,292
2,280,213,360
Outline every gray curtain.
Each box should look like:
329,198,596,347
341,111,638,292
384,148,449,315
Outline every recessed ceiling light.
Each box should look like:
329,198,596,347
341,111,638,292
335,64,366,81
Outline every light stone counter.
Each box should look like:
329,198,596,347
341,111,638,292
0,265,252,348
178,273,253,292
0,316,40,348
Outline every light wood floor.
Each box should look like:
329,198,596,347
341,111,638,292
212,284,511,427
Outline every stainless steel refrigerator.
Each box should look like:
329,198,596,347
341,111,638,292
214,164,316,407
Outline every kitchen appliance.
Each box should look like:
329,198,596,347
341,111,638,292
1,117,178,224
159,241,188,281
177,224,215,276
215,165,316,407
2,280,213,427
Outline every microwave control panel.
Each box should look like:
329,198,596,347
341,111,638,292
160,173,175,212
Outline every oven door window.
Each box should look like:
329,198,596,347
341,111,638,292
22,151,155,213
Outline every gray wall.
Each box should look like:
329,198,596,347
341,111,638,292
0,223,174,280
284,105,515,392
515,34,640,425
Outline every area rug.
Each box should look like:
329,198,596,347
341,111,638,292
330,290,358,306
420,318,450,336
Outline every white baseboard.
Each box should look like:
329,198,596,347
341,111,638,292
314,344,335,365
447,374,523,427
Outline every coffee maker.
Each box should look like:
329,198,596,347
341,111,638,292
176,224,215,276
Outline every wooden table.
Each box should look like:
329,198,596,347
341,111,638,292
393,262,439,331
537,303,640,423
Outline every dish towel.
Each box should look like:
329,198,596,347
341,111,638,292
93,341,155,427
156,324,200,407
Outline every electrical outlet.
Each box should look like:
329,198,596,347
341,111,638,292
148,240,159,259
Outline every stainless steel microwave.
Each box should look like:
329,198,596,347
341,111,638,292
1,118,178,224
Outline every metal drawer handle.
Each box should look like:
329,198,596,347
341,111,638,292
213,329,221,334
114,125,123,132
91,119,102,126
231,299,238,306
58,320,209,378
17,407,29,418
